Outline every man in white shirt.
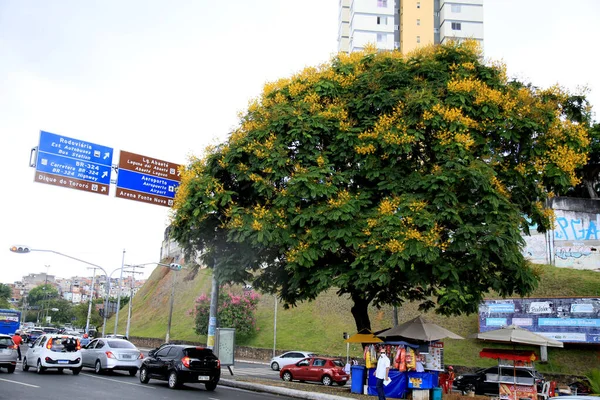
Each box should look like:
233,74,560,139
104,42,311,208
375,347,391,400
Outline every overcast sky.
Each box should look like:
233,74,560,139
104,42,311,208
1,0,599,285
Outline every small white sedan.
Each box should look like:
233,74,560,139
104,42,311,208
81,338,143,376
270,351,316,371
23,334,82,374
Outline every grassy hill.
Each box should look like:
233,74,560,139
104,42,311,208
106,263,600,376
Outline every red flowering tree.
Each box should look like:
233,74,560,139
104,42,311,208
191,288,260,337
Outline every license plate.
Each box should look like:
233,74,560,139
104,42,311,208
198,376,210,381
58,360,69,364
122,355,132,359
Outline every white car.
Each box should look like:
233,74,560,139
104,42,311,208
23,334,82,374
81,338,142,376
270,351,316,371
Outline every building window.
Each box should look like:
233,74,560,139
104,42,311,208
377,0,387,7
417,36,421,43
377,33,386,43
451,22,462,30
417,19,420,26
377,16,387,25
451,4,462,12
417,2,420,8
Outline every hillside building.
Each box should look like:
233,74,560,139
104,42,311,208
338,0,483,54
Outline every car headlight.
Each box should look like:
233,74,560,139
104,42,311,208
456,375,464,380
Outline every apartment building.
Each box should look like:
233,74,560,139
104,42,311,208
338,0,483,54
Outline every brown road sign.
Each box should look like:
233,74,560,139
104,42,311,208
115,187,174,207
34,171,110,196
118,150,181,181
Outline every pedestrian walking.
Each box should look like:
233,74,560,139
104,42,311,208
375,347,391,400
12,331,23,360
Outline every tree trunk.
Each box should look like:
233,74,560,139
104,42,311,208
350,293,372,333
584,179,597,199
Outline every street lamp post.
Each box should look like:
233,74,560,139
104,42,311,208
123,265,145,339
113,249,126,335
10,246,110,336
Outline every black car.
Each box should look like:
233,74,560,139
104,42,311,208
139,345,220,390
453,366,544,395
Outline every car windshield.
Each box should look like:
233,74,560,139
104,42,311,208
184,348,215,359
0,337,14,348
107,340,136,349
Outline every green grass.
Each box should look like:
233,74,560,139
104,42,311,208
105,263,600,377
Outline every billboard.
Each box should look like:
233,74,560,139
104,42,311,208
479,297,600,344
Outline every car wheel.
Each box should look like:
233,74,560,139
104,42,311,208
205,382,217,391
282,371,293,382
22,357,29,372
463,384,476,395
72,367,81,375
95,360,103,374
129,369,137,377
36,359,45,374
168,371,180,389
139,367,149,384
7,365,15,373
322,375,333,386
271,362,280,371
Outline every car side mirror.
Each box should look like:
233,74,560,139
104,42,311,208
148,350,155,357
29,343,35,348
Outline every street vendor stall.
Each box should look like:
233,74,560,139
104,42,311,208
479,348,540,400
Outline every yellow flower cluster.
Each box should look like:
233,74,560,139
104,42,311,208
447,78,516,112
408,200,427,212
262,77,291,98
378,197,400,216
491,175,509,198
251,220,263,231
286,241,309,263
228,215,244,229
386,239,405,253
431,104,477,129
237,163,249,172
316,155,325,167
328,190,351,208
355,144,376,155
249,173,263,183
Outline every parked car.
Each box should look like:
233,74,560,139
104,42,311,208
0,334,18,373
22,334,82,374
453,366,544,395
139,344,220,391
81,338,142,376
280,356,349,386
270,350,316,371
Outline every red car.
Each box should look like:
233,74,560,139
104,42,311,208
279,356,349,386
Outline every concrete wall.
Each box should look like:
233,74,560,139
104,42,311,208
523,198,600,271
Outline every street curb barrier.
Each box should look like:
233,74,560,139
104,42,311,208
220,379,356,400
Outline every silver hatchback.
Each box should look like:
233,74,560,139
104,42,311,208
0,334,19,373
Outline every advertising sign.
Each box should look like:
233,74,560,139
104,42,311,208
215,328,235,367
479,297,600,344
34,131,113,196
115,150,181,207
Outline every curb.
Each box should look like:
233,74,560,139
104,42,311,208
220,379,357,400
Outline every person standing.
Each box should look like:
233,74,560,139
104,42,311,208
375,347,391,400
12,331,23,361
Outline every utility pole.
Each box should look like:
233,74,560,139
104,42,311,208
207,255,219,349
85,268,97,334
165,268,178,343
43,265,50,324
114,249,126,335
125,265,144,339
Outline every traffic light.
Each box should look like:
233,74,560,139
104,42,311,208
169,263,182,271
10,245,30,253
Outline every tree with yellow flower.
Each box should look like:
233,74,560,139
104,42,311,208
170,41,592,334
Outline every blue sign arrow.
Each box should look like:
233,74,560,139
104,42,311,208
116,168,180,199
36,152,112,185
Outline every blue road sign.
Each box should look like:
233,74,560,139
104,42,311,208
34,131,114,195
116,168,180,199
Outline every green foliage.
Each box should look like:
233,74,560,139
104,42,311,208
171,41,592,333
585,369,600,395
0,283,11,301
192,288,260,338
26,284,59,307
71,301,103,328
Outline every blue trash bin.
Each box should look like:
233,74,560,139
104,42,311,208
351,365,366,394
432,387,443,400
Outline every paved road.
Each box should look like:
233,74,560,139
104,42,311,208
0,367,295,400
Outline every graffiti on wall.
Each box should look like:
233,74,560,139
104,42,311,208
554,217,600,241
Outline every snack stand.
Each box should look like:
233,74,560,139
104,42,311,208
479,349,539,400
364,341,444,399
